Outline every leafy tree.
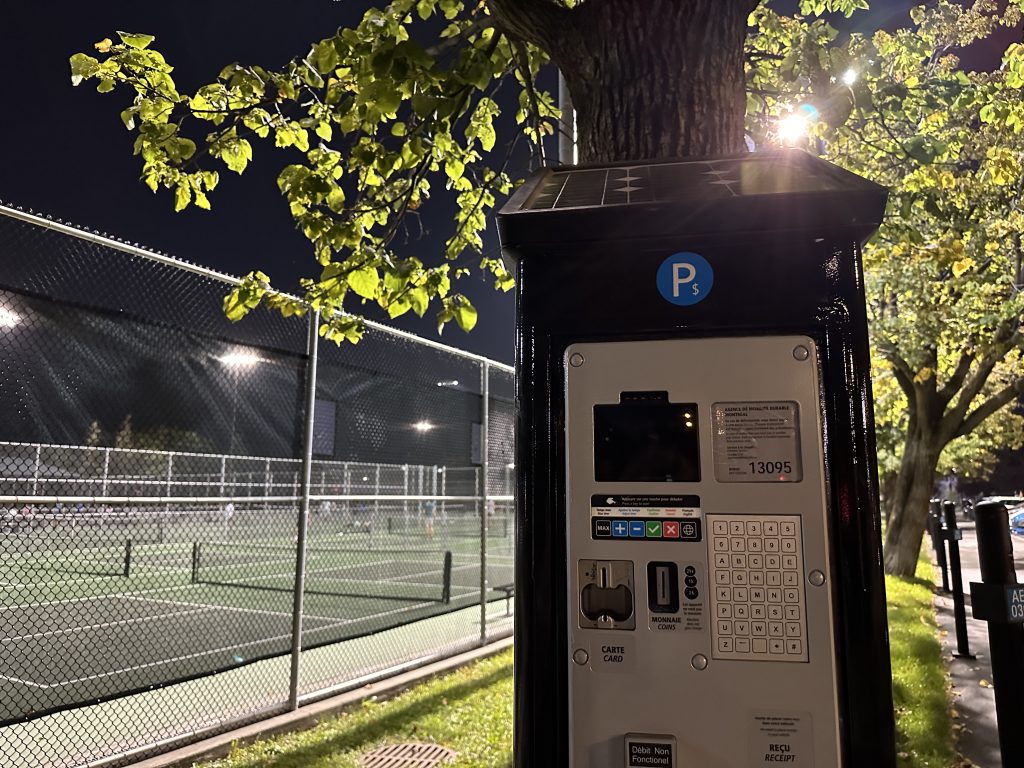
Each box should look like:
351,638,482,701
114,414,134,449
751,0,1024,575
71,0,1024,577
69,0,876,343
84,420,104,447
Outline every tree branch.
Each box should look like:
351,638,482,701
956,379,1024,438
883,348,917,399
937,350,975,407
486,0,572,50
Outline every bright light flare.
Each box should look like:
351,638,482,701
413,420,435,433
842,68,858,86
777,113,810,145
0,308,20,328
217,351,262,368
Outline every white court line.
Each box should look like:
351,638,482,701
13,597,439,689
0,582,198,611
1,573,127,589
120,594,338,624
0,672,50,689
2,605,210,642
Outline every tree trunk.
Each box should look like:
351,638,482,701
882,423,941,577
492,0,753,162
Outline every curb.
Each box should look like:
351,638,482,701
125,636,514,768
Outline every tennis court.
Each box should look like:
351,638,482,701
0,508,513,725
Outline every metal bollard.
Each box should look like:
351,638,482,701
933,501,951,593
943,501,974,659
970,501,1024,765
927,499,941,559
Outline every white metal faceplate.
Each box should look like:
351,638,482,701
565,336,841,768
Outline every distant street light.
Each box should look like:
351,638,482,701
436,379,460,388
413,420,435,433
0,307,20,328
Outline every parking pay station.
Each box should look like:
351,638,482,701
496,151,897,767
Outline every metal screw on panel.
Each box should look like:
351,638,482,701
808,570,826,587
572,648,589,665
793,345,810,361
691,654,708,671
569,353,585,368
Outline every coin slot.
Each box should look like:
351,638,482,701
647,561,680,613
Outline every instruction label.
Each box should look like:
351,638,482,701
591,495,701,518
712,402,803,483
748,711,814,765
625,735,676,767
591,639,636,674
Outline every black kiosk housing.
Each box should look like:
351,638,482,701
497,150,896,767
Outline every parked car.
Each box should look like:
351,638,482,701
1010,509,1024,537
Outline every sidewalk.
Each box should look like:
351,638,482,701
932,521,1024,768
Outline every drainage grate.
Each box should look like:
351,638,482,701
360,742,457,767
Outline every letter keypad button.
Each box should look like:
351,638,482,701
707,514,808,663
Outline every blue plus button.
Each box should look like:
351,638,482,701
628,520,646,538
611,520,629,538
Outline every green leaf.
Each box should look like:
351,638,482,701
312,40,339,74
445,157,465,182
453,298,477,332
347,266,379,299
221,138,253,174
69,53,100,86
117,31,156,50
174,183,191,211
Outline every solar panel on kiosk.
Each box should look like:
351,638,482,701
524,154,855,211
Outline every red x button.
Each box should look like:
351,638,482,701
662,521,680,539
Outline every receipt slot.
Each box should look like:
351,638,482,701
496,151,896,768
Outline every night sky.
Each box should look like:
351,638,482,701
0,1,1013,366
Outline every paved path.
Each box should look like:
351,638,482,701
932,521,1024,768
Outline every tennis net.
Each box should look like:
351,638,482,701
192,541,453,603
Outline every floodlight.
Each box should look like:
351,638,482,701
217,351,262,368
0,308,20,328
413,420,435,432
842,68,858,86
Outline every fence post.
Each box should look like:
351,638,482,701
403,464,409,530
101,448,110,496
932,500,951,593
480,361,490,645
942,501,974,659
31,444,41,495
972,500,1024,764
288,309,320,711
162,453,173,543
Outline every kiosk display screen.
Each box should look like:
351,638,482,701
594,394,700,482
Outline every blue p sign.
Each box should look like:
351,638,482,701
656,252,713,306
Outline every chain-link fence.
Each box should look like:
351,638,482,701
0,204,515,767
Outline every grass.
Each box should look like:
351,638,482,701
887,545,957,768
199,546,956,768
199,649,513,768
